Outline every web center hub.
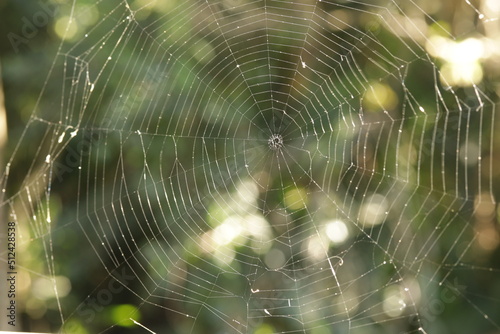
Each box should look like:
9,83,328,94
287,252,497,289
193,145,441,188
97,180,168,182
268,133,284,151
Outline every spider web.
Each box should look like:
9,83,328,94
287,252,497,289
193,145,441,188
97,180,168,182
3,0,500,333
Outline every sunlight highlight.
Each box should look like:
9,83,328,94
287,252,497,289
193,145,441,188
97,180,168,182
363,82,398,112
383,285,406,317
359,194,389,227
32,276,71,300
213,216,243,246
427,36,486,86
307,235,326,260
325,220,349,244
284,187,308,210
54,16,79,40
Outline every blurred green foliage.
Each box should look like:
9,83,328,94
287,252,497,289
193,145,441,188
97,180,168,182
1,0,500,334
